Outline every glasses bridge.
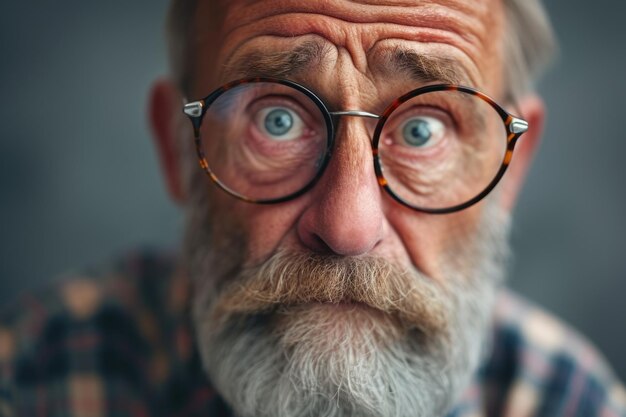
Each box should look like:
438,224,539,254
328,110,380,119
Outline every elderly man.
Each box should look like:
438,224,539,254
1,0,625,416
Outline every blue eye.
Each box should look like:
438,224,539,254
255,107,305,141
264,108,293,136
402,118,443,147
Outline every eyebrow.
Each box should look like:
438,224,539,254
383,48,471,86
222,40,330,80
223,40,471,86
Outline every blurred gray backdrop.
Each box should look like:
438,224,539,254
1,1,625,381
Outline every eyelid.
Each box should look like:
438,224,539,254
385,104,456,132
246,94,319,128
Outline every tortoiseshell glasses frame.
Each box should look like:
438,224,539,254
183,77,529,214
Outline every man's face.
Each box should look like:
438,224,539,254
188,0,506,275
181,1,511,416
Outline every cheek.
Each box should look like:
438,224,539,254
385,203,484,280
231,200,308,265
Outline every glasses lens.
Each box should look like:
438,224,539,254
377,89,508,211
200,82,329,201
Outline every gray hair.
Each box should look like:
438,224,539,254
502,0,557,98
165,0,557,98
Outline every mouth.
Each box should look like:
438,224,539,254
275,298,380,313
275,300,396,325
274,301,407,348
322,300,377,311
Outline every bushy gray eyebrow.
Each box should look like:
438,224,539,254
384,48,470,85
223,40,331,80
223,39,470,86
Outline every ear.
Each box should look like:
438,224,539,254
148,78,187,204
499,94,545,212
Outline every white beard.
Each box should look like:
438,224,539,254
186,197,510,417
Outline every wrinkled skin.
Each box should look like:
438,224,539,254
188,0,507,281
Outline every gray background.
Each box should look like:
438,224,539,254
1,1,625,381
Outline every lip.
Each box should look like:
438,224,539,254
296,300,381,315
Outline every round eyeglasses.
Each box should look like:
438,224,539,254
183,78,528,214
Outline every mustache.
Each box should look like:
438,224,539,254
208,250,450,336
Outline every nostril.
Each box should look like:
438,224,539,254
296,185,386,257
298,213,382,257
302,217,383,257
309,234,335,255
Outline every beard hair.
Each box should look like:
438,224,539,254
183,186,510,417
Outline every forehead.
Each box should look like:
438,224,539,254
191,0,505,97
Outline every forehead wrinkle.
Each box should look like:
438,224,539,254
198,0,505,98
219,0,492,45
211,2,497,69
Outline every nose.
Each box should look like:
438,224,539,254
297,120,385,256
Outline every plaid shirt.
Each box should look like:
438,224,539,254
1,250,625,417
